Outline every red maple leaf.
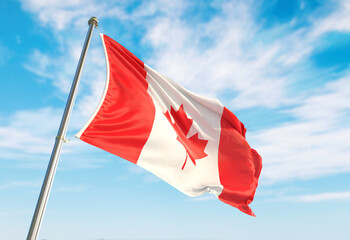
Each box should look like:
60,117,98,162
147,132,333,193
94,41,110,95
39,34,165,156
164,104,208,170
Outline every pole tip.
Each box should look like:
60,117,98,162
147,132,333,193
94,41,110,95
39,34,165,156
88,17,98,27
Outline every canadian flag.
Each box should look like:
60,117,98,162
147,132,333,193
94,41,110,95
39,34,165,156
76,34,262,216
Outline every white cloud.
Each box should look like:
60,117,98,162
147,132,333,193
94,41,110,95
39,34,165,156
0,107,108,169
125,164,162,184
0,108,61,156
310,0,350,37
24,50,54,80
276,191,350,202
20,0,96,30
23,37,105,95
0,180,41,191
54,184,88,192
19,0,142,31
188,194,217,202
289,77,350,122
252,74,350,183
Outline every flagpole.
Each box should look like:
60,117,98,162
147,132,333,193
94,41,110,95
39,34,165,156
26,16,98,240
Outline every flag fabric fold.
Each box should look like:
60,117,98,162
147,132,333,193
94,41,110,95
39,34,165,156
76,34,262,216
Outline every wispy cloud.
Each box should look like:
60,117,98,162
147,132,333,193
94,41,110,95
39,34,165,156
126,165,162,184
0,107,109,169
54,184,89,192
19,0,136,31
0,180,41,191
23,50,53,80
310,0,350,37
275,191,350,202
188,194,217,202
253,74,350,183
20,0,100,30
0,107,61,156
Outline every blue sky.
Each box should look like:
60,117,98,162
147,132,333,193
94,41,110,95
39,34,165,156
1,0,350,239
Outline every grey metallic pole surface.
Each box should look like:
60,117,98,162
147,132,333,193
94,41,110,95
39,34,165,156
27,17,98,240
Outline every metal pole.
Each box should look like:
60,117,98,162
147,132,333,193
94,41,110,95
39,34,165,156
27,17,98,240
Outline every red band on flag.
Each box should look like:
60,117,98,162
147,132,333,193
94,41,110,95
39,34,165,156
79,35,155,163
218,107,262,216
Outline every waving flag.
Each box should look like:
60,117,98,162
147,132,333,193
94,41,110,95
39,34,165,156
76,34,262,216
